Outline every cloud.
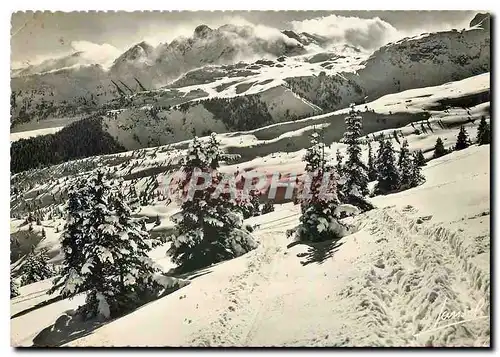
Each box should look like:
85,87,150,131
70,40,122,67
289,14,402,50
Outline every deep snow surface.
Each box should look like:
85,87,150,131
11,145,490,347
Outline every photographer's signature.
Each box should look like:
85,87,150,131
414,297,489,339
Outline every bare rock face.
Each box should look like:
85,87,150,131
470,13,490,31
194,24,213,39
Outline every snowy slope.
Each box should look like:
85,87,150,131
11,144,488,347
10,73,490,256
11,14,489,138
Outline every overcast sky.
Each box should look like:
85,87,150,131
11,10,477,66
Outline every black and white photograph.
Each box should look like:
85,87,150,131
9,10,491,347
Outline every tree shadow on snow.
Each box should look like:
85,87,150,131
28,275,191,347
166,266,213,281
30,310,107,347
290,239,345,266
11,295,64,320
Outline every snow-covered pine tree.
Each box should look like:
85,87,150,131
375,140,400,194
49,177,90,297
342,104,369,199
169,135,257,272
21,247,54,286
415,150,426,167
476,116,491,145
206,132,222,169
294,133,345,242
85,189,165,317
51,172,168,319
433,137,447,159
81,172,168,318
367,141,377,181
455,126,471,151
398,140,413,190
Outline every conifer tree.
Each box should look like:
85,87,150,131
50,177,90,297
375,140,400,194
21,248,54,286
51,172,168,319
476,116,491,145
294,133,344,242
410,152,426,188
169,136,257,272
433,137,447,159
206,132,222,169
11,276,19,298
455,126,471,151
375,135,385,171
398,140,413,190
335,148,344,179
342,104,369,199
367,141,377,181
415,150,426,167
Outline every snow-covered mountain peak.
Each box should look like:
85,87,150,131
470,12,490,30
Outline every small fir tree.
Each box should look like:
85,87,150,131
398,140,413,190
342,104,369,199
410,152,426,188
375,140,400,194
294,133,344,242
168,135,257,272
476,116,491,145
367,141,378,181
454,126,471,151
415,150,426,167
433,137,447,159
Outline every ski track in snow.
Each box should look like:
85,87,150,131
188,231,286,347
181,205,489,347
335,208,490,347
